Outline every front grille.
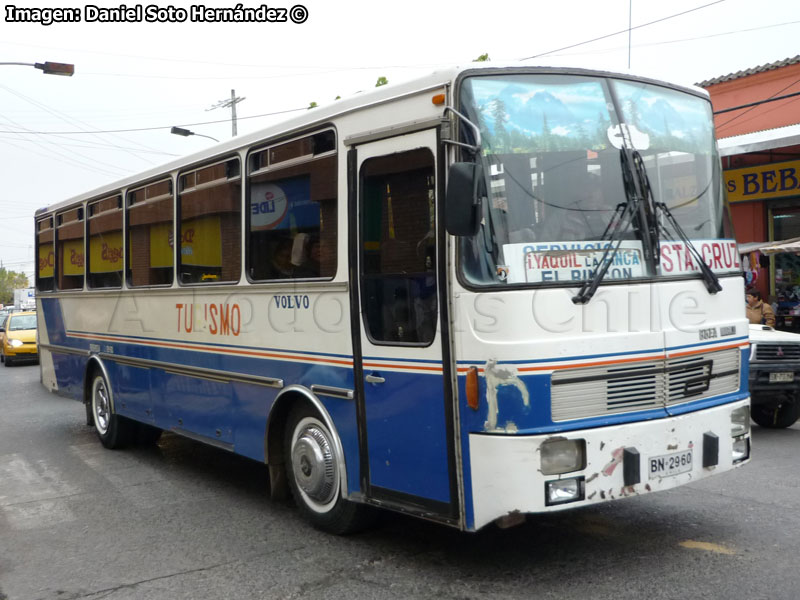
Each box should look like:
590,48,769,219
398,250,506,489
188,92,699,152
755,344,800,361
551,348,740,422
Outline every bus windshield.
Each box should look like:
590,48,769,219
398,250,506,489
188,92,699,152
457,73,737,287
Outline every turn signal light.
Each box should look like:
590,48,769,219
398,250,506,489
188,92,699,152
466,366,479,410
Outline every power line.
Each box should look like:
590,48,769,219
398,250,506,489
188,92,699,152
1,136,180,157
519,0,727,61
537,20,800,59
0,83,163,165
714,90,800,115
0,106,307,136
716,76,800,132
1,38,443,71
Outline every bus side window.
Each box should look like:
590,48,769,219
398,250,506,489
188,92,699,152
87,195,123,289
247,132,337,282
36,217,55,292
360,148,437,345
127,179,174,287
56,207,85,291
178,158,242,285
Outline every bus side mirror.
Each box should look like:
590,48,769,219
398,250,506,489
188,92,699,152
446,162,483,237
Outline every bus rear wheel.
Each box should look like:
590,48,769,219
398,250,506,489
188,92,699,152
283,405,373,534
90,372,136,449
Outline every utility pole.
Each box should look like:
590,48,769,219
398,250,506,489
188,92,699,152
207,89,246,137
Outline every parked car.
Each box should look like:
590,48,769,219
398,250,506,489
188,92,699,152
0,311,38,366
748,323,800,428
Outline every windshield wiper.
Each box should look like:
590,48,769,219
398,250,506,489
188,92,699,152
655,201,723,294
572,150,639,304
627,150,722,295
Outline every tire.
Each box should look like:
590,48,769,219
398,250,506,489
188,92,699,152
283,405,374,534
751,400,800,429
90,372,136,449
4,356,12,367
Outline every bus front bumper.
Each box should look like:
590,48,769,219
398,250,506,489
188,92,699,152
467,399,750,531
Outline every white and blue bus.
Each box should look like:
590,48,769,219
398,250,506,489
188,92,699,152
36,64,750,533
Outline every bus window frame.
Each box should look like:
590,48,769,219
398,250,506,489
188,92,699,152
87,194,124,290
125,176,176,289
245,126,338,284
35,215,55,293
55,206,86,292
177,155,243,287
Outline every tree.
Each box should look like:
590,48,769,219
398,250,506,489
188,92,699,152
491,98,510,152
375,76,388,87
473,53,490,62
0,268,29,306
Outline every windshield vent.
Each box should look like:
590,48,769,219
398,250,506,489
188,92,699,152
551,348,740,421
755,344,800,361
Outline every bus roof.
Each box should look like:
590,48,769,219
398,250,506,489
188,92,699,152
36,62,707,216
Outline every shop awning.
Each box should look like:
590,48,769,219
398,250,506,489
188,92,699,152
718,123,800,157
738,237,800,255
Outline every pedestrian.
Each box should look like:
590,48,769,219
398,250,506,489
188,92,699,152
746,287,776,327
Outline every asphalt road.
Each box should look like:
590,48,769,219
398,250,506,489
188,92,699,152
1,361,799,600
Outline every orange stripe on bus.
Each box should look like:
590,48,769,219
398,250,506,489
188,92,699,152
362,362,443,372
66,332,353,366
456,342,747,374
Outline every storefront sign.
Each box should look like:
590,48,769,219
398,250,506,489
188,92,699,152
149,218,222,268
89,232,123,273
725,159,800,203
38,244,54,278
61,239,84,276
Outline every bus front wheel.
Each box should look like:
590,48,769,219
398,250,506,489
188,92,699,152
90,372,136,449
283,405,373,534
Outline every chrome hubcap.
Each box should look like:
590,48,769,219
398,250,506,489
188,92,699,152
291,423,336,505
93,379,110,434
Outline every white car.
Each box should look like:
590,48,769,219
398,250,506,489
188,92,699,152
748,324,800,428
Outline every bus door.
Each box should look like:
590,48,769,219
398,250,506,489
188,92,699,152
349,128,457,519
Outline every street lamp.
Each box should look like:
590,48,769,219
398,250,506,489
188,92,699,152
170,126,219,143
0,61,75,76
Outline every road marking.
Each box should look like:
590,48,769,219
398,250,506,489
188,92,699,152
679,540,736,555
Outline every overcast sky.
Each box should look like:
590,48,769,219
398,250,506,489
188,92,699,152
2,0,798,279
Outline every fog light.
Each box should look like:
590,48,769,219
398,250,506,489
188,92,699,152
731,406,750,437
10,339,23,348
545,477,585,506
732,436,750,463
540,438,586,475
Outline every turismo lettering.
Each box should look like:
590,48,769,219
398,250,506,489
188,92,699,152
176,303,241,336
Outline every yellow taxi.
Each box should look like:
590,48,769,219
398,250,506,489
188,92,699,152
1,311,38,366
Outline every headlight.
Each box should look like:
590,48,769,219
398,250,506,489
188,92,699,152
731,405,750,437
540,438,586,475
10,339,23,348
545,477,585,506
732,436,750,463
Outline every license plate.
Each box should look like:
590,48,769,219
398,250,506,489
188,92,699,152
648,449,693,479
769,372,794,383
